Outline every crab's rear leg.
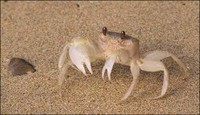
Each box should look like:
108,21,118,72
137,59,169,99
143,50,188,76
58,43,71,87
59,61,71,86
121,61,140,100
58,44,69,70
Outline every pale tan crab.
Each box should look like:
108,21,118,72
58,27,188,100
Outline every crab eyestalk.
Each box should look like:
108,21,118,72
121,31,126,39
102,27,107,35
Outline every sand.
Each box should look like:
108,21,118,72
1,1,199,114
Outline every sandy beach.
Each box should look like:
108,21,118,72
1,1,199,114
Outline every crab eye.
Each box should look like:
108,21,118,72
121,31,126,39
102,27,107,35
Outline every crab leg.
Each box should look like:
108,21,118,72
137,59,169,99
102,56,116,81
59,62,70,86
58,44,69,70
121,61,140,100
143,50,188,75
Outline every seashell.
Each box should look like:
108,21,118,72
8,58,36,76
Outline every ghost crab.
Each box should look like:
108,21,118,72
58,27,188,100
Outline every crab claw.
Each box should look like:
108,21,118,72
69,44,93,76
102,56,116,80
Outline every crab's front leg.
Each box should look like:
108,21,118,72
102,55,116,81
